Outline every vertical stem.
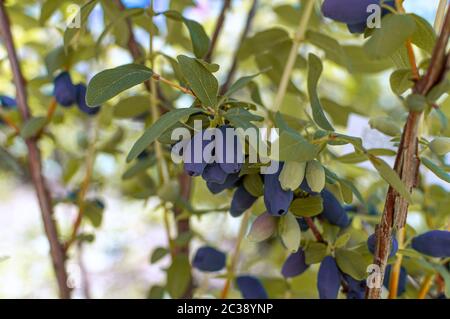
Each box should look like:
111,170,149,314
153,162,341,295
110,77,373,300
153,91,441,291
418,275,434,299
272,0,315,112
220,210,251,299
388,227,406,299
0,0,70,298
205,0,231,63
435,0,447,32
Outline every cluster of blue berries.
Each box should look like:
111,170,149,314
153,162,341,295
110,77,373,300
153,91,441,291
53,71,101,115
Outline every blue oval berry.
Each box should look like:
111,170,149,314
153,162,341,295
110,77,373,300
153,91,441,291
317,256,341,299
263,162,293,216
367,233,398,258
183,130,214,176
321,189,350,228
202,163,228,184
411,230,450,258
75,84,101,115
281,248,309,278
230,185,257,218
297,217,309,231
206,173,240,194
342,274,366,299
236,275,268,299
192,246,226,272
53,72,76,107
216,125,243,174
0,95,16,108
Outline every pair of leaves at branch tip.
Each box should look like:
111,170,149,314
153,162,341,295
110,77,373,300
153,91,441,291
307,53,334,132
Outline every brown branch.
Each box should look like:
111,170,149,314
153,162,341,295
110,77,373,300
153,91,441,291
220,0,258,94
204,0,231,63
0,1,70,298
367,5,450,299
305,217,325,243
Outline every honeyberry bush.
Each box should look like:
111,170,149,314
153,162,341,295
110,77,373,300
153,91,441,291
0,0,450,299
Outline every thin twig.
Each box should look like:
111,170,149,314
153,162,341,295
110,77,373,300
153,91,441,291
272,0,315,112
221,210,251,299
367,4,450,299
220,0,258,94
0,1,71,298
204,0,231,63
305,217,325,243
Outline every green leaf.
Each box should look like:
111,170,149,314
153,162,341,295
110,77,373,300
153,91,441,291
279,212,301,253
64,0,99,52
306,30,347,67
421,157,450,183
127,108,203,162
84,200,104,228
410,14,436,54
122,157,155,180
86,64,153,106
150,247,169,264
166,254,191,299
364,14,416,59
335,248,368,281
40,0,61,25
223,107,264,130
369,155,412,203
224,72,264,98
273,130,319,162
177,55,218,107
289,196,323,218
334,233,351,248
369,116,401,136
147,285,165,299
113,95,150,118
243,174,264,197
304,242,327,265
390,69,414,95
0,147,23,175
20,116,47,139
307,54,334,131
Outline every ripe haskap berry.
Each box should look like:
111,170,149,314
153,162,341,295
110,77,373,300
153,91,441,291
206,173,240,194
281,248,309,278
321,189,350,228
322,0,394,34
230,186,257,218
367,233,398,258
202,163,228,184
342,274,366,299
317,256,341,299
264,162,293,216
236,275,268,299
0,95,16,108
75,84,101,115
411,230,450,258
192,246,226,272
183,130,214,176
53,71,77,107
216,125,243,174
383,265,407,296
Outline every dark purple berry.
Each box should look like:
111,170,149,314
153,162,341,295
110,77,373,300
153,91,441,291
216,125,243,174
236,275,268,299
230,185,257,218
202,163,228,184
0,95,16,108
411,230,450,258
281,248,309,278
206,173,240,194
343,274,366,299
192,246,226,272
383,265,407,296
321,189,350,228
367,233,398,258
75,83,101,115
263,162,293,216
297,217,309,231
53,72,76,107
183,130,214,176
317,256,341,299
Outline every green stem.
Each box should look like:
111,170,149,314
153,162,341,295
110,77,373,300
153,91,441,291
272,0,315,112
435,0,447,32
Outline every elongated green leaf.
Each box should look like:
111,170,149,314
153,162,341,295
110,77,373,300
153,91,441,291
127,108,203,162
64,0,99,52
20,116,47,139
390,69,414,95
150,247,169,264
40,0,61,25
307,54,334,131
364,14,416,59
113,95,150,118
304,242,327,265
410,14,436,54
369,155,412,202
289,196,323,217
224,72,263,98
166,254,191,299
421,157,450,183
224,107,264,130
0,147,22,175
177,55,218,107
86,64,153,106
